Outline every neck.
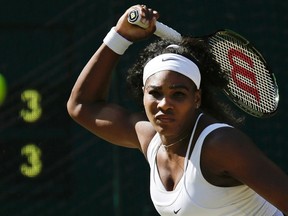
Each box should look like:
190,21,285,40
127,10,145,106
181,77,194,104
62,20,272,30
160,112,203,152
161,132,190,151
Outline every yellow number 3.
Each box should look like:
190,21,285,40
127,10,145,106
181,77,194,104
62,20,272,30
20,144,42,178
20,89,42,123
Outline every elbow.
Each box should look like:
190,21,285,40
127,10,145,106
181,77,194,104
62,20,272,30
66,96,82,122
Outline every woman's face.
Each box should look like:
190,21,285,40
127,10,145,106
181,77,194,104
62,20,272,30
143,70,201,138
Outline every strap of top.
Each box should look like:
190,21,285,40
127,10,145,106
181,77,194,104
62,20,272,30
183,113,203,171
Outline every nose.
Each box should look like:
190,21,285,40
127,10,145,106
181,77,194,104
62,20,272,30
157,97,173,112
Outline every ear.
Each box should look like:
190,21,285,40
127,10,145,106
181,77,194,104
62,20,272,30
142,86,146,106
195,89,202,109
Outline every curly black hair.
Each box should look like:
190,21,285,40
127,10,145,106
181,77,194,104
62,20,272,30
126,36,245,126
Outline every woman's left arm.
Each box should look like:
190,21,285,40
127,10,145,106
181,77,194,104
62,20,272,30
208,127,288,215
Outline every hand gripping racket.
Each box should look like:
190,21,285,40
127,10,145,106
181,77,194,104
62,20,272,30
128,9,279,118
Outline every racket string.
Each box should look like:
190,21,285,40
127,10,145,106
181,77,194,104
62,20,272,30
209,34,278,115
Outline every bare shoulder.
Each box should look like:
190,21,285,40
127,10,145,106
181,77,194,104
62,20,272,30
134,118,156,158
199,126,250,186
204,126,251,151
202,125,287,185
202,126,259,175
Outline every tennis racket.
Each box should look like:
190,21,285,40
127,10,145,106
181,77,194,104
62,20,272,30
128,9,279,118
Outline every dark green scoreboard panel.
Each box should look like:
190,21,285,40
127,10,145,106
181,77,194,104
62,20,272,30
0,26,72,200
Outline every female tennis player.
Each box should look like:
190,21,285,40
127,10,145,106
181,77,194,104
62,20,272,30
67,5,288,216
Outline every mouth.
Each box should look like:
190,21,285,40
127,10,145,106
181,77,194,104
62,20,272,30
155,115,175,123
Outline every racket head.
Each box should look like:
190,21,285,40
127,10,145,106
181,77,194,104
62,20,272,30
207,29,279,118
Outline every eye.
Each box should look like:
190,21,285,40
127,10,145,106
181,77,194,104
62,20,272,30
172,91,186,99
148,90,162,99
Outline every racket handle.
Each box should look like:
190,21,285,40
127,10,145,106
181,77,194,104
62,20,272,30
127,9,182,42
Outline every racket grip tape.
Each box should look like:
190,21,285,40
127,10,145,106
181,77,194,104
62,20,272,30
127,9,182,42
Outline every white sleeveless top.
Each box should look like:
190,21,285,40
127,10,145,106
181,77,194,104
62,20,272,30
147,116,279,216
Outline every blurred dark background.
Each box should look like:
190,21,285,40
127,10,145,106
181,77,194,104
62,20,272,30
0,0,287,215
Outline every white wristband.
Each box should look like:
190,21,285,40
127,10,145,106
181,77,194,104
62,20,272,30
103,27,133,55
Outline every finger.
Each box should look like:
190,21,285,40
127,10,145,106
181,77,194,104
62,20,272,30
138,5,158,20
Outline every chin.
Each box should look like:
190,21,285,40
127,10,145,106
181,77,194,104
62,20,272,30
155,125,179,137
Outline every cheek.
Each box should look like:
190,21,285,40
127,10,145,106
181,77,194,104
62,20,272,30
184,107,197,124
143,95,157,115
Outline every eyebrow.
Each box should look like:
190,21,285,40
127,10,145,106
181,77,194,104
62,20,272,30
146,84,190,91
170,84,190,91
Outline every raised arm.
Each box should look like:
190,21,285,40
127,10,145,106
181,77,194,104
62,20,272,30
67,5,158,149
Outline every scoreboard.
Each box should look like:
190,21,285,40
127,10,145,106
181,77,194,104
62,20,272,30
0,24,72,200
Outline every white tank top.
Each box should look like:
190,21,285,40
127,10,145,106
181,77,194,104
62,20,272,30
147,115,279,216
